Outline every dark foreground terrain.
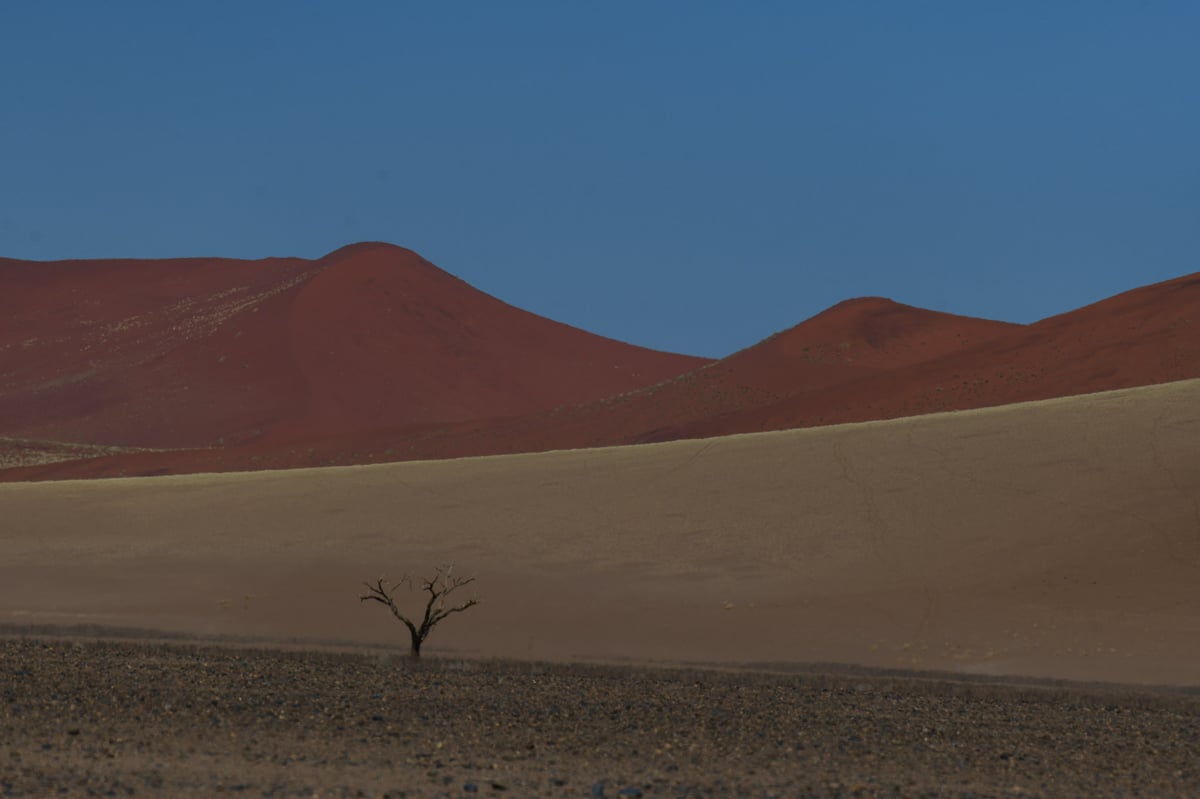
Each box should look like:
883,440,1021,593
2,638,1197,798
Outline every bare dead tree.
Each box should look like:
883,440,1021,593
359,565,479,658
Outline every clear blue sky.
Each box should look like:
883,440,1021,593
3,3,1197,357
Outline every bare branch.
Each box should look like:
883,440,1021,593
429,596,479,627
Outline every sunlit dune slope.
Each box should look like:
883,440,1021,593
0,254,319,448
0,243,709,451
1,379,1197,685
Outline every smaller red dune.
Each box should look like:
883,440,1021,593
707,269,1200,436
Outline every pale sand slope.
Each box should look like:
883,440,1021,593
1,379,1198,686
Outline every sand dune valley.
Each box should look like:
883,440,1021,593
2,243,1200,796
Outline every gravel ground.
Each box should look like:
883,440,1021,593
2,637,1198,798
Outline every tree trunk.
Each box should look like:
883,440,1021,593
408,628,422,659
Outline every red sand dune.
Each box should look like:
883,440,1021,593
0,243,708,461
2,243,1198,482
673,269,1200,441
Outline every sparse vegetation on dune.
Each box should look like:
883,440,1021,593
0,437,162,470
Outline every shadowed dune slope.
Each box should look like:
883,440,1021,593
1,379,1198,685
0,243,709,452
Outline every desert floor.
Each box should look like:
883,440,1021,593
3,637,1199,798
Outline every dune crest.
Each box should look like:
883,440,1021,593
271,243,712,440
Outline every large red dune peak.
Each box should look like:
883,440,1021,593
267,242,711,441
0,242,708,456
